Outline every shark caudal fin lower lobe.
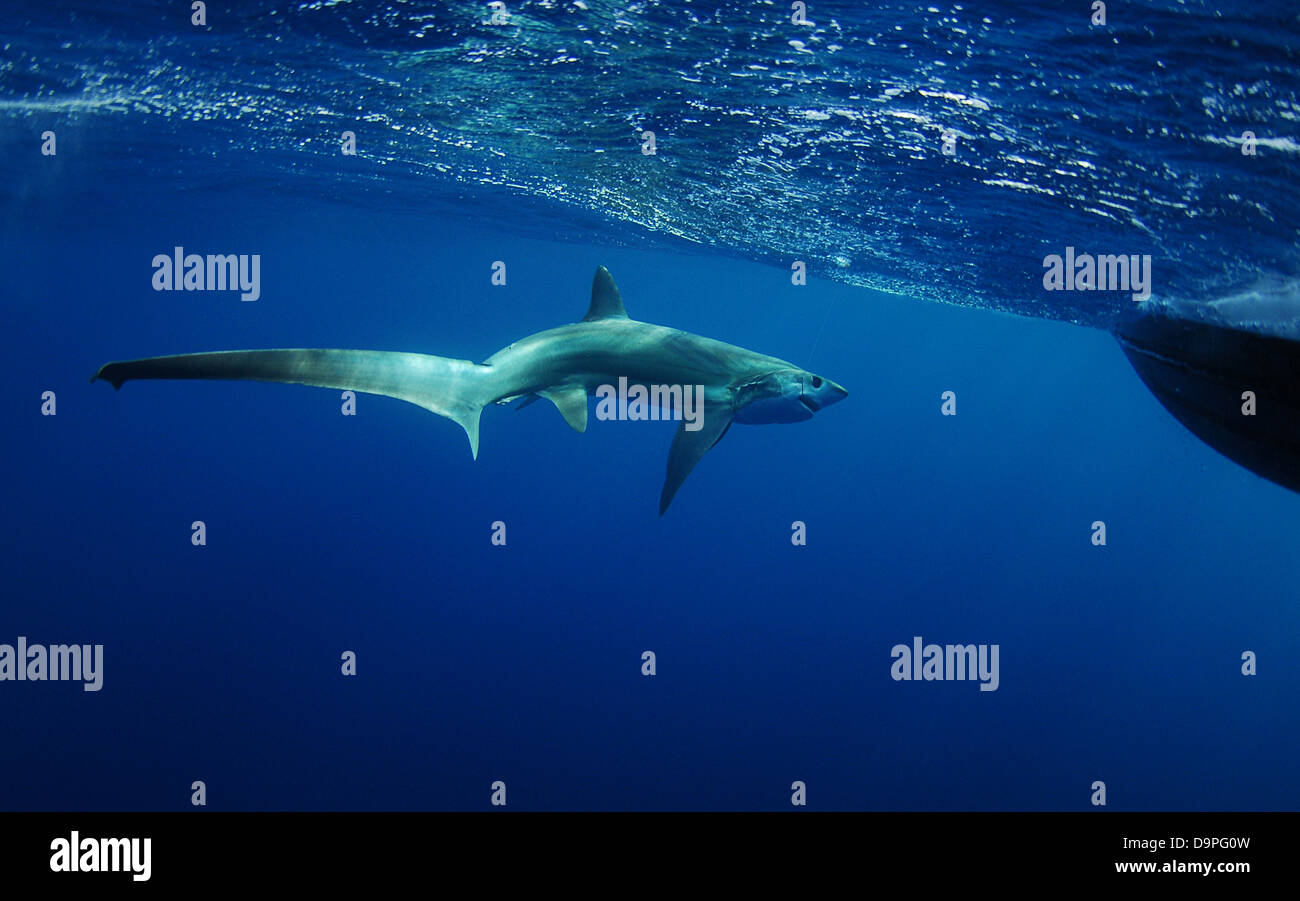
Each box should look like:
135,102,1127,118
93,348,494,458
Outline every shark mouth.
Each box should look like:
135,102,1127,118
799,395,820,412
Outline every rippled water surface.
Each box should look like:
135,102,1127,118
4,0,1298,327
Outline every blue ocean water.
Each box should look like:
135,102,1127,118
2,1,1298,811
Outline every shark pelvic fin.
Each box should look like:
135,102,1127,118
659,400,733,515
539,384,589,433
582,266,629,322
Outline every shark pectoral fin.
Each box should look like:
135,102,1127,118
659,402,733,515
539,384,589,433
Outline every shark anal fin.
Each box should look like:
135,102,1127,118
582,267,629,322
659,401,733,515
539,384,588,433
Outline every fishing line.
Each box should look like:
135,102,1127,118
805,294,838,366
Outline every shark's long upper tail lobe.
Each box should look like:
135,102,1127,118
93,349,496,458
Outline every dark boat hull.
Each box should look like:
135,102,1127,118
1115,313,1300,493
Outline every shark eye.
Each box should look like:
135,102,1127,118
811,376,823,388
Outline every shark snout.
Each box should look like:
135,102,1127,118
800,375,848,412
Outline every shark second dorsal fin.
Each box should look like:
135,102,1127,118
582,266,629,322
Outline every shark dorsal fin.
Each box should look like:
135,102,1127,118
583,266,629,322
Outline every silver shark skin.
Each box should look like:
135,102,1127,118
93,267,848,513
